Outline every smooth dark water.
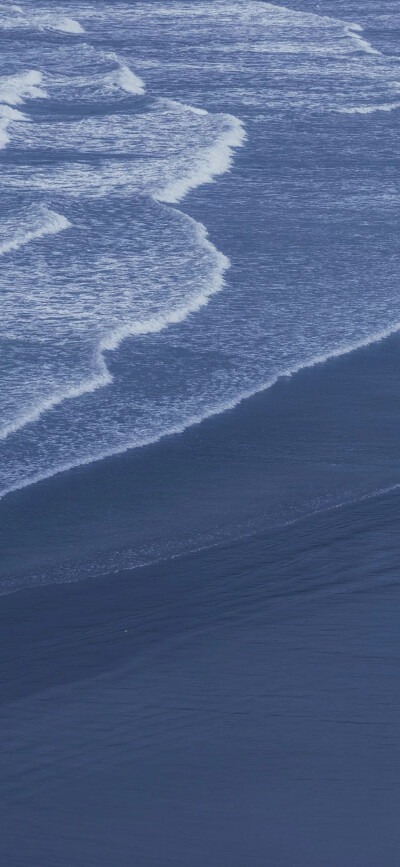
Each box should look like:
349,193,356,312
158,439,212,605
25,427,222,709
2,0,400,864
2,476,400,865
2,334,400,865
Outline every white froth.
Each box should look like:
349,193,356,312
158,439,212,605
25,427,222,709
0,70,46,149
1,99,246,202
0,367,111,442
103,54,146,95
0,202,230,445
158,110,246,203
343,23,381,56
51,16,85,34
0,3,84,33
3,0,400,502
338,102,400,115
0,70,46,106
0,208,71,257
100,218,229,351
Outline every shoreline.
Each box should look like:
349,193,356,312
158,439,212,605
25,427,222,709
2,327,400,593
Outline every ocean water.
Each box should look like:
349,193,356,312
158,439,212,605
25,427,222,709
1,0,400,520
3,3,400,864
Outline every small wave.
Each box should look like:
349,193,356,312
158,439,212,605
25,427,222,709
0,209,228,443
103,53,145,95
4,314,400,504
0,104,26,148
338,101,400,115
0,367,111,442
343,23,381,56
0,2,84,33
100,217,229,351
0,70,46,149
1,99,246,203
0,207,70,257
157,103,246,203
0,70,46,106
50,16,84,34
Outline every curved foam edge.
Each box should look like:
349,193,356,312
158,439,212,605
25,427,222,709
0,366,112,443
3,316,400,502
263,3,381,56
343,23,381,56
337,101,400,115
103,53,146,95
116,63,145,95
0,208,71,256
0,70,47,149
0,1,391,500
0,4,85,34
157,108,247,203
0,213,229,442
50,16,85,34
0,70,46,106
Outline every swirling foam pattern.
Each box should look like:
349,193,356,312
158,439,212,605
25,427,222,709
1,0,400,496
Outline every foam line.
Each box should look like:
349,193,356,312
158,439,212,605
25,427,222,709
0,70,46,149
263,3,381,57
0,70,46,106
0,4,84,33
0,214,228,442
0,105,26,149
3,313,400,502
157,106,246,203
51,17,85,34
0,367,112,443
2,0,395,503
338,102,400,114
0,208,71,257
343,23,381,56
103,53,146,95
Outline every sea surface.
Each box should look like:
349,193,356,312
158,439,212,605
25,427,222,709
2,0,400,864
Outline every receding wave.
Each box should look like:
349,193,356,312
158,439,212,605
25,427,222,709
338,102,400,115
0,70,46,149
0,202,229,446
342,22,381,56
0,207,70,257
2,0,400,503
158,103,246,203
1,99,246,203
4,315,400,504
103,53,145,96
0,4,85,34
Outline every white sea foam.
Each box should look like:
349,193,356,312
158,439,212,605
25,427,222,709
157,105,246,203
100,218,229,351
338,102,400,115
0,3,84,33
103,53,146,95
1,100,246,203
0,367,111,442
0,70,46,148
3,0,400,504
0,105,26,148
0,70,46,106
4,315,400,504
343,23,381,56
0,207,71,257
0,212,228,442
51,16,85,34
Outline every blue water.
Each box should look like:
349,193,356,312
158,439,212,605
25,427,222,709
2,0,400,521
3,3,400,864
